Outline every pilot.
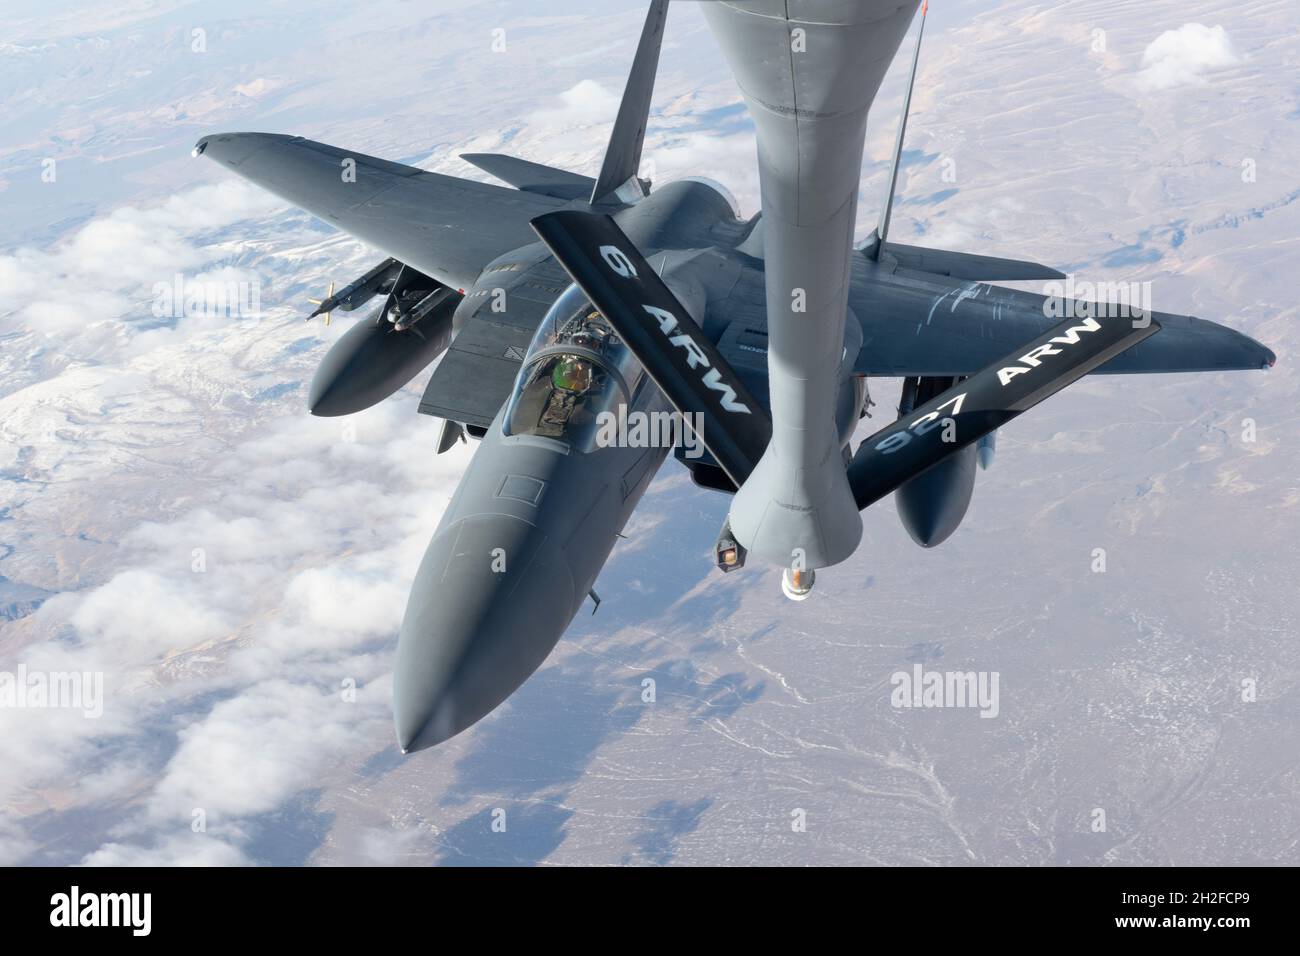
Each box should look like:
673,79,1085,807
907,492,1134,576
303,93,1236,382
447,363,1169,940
549,311,611,395
505,308,618,441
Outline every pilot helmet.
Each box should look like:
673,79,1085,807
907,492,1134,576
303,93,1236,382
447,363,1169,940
551,355,594,393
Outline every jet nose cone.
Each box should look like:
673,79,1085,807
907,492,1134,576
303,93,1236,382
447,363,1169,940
394,514,577,753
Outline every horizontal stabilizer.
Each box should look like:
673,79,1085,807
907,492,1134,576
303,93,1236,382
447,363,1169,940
460,153,595,201
848,310,1161,510
530,210,771,487
882,241,1067,281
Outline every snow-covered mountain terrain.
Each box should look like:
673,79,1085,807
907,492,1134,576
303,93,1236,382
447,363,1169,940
0,0,1296,865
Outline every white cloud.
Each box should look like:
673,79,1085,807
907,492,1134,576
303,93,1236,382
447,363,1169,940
0,180,281,348
0,393,466,860
81,834,251,867
282,564,408,641
530,79,620,129
1138,24,1238,91
0,814,36,866
0,179,470,864
69,568,235,656
646,129,759,217
338,824,430,866
144,679,387,823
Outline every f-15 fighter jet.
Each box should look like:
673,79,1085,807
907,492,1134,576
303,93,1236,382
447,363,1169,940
194,0,1273,751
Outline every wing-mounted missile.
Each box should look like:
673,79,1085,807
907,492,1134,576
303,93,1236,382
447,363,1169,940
307,257,403,322
529,209,772,488
848,312,1163,511
370,263,448,330
307,282,336,325
308,263,462,417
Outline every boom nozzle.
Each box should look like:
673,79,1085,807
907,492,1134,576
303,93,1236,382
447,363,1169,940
781,567,815,602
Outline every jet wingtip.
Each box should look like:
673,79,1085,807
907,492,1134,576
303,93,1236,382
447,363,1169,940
1228,324,1276,370
190,131,295,160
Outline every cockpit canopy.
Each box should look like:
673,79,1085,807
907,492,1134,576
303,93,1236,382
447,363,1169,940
502,283,645,450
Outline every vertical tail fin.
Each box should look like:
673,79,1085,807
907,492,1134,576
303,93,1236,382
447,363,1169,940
872,0,928,258
589,0,670,205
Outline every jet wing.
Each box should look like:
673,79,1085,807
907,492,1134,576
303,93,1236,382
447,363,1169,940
849,260,1275,376
194,133,567,292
